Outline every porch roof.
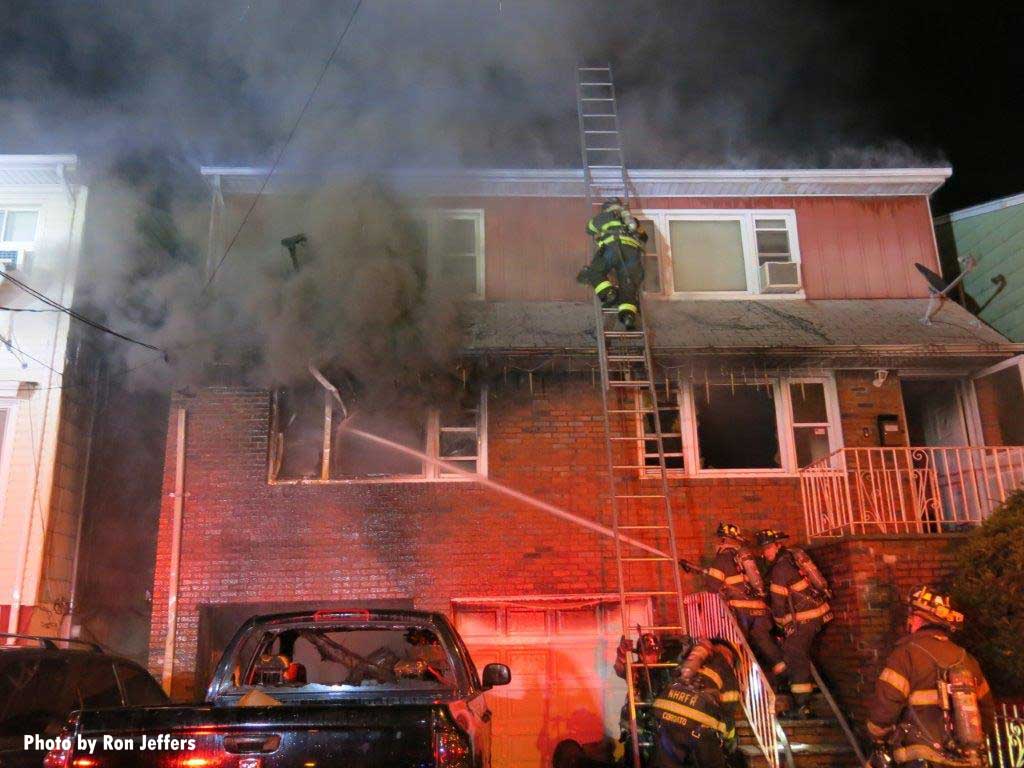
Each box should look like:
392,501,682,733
462,299,1023,367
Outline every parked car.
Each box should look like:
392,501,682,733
0,633,167,768
44,609,511,767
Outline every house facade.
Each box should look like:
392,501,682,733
149,167,1024,762
0,155,94,640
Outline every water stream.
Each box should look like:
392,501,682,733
341,424,670,559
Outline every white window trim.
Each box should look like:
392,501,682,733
636,209,803,299
424,208,486,301
271,387,488,485
0,207,42,271
0,399,19,530
638,374,842,478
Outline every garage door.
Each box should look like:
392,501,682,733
453,596,651,768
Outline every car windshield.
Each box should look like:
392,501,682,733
231,625,457,694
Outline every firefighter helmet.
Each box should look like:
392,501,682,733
716,522,745,542
636,632,660,656
755,528,789,547
601,197,624,212
907,585,964,630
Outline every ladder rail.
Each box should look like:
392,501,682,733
577,62,685,768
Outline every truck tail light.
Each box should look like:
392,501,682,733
432,709,472,768
43,715,79,768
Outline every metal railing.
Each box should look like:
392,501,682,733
683,592,788,768
990,702,1024,768
800,446,1024,538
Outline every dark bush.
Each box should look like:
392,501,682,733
950,490,1024,696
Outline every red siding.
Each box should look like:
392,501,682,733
436,195,940,301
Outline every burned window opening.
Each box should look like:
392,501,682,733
695,383,781,470
270,376,486,483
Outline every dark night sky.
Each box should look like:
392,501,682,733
0,0,1020,214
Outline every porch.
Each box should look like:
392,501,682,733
799,445,1024,538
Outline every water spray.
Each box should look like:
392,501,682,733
341,424,670,559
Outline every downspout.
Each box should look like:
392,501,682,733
161,407,187,694
7,180,85,637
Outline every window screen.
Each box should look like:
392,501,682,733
695,384,780,469
435,216,479,298
669,220,746,292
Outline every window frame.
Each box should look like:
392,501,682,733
269,387,488,485
423,208,486,301
636,209,802,299
637,374,841,478
0,207,42,271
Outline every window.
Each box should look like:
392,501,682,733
116,663,168,706
636,375,840,476
73,660,121,709
638,219,660,293
638,210,800,297
789,382,834,466
271,384,487,483
417,210,484,299
0,208,40,271
694,383,782,470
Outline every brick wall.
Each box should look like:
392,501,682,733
835,370,907,448
809,535,963,722
148,381,809,699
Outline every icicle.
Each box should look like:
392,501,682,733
730,371,735,395
704,368,711,404
528,371,534,395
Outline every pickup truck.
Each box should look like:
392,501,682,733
43,609,510,768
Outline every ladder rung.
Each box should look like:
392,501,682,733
579,81,613,86
580,97,615,101
590,164,624,169
624,590,678,596
638,625,687,632
609,381,652,388
581,113,616,118
616,494,667,499
584,130,618,134
608,356,645,362
621,556,673,563
604,331,645,337
619,525,670,530
579,66,611,71
586,147,622,151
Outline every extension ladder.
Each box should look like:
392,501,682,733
576,64,688,767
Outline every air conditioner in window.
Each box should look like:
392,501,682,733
759,261,801,293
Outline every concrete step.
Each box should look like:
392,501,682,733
736,716,861,768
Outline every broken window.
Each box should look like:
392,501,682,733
789,382,834,466
270,379,487,483
694,383,781,470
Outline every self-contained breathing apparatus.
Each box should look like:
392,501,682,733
790,547,832,601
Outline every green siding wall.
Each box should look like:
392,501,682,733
937,201,1024,342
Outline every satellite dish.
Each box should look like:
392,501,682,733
914,262,949,294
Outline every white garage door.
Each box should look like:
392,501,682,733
453,596,651,768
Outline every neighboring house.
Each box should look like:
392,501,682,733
935,191,1024,342
149,167,1024,754
0,155,94,639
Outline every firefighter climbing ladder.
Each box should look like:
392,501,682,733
576,64,688,767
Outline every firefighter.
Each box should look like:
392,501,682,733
615,633,686,766
866,586,994,768
651,638,743,768
704,522,786,689
577,197,648,330
756,529,833,718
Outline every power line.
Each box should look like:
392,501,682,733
203,0,365,291
0,271,164,354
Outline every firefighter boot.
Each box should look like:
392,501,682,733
618,304,638,330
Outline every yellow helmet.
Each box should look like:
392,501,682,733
907,585,964,630
716,522,745,542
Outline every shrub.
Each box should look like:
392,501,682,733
950,489,1024,696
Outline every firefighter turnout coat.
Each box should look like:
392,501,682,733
867,627,994,767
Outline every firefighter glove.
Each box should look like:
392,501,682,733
868,747,893,768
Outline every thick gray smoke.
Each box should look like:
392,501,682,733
3,0,946,388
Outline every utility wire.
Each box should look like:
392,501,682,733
0,271,164,354
203,0,366,292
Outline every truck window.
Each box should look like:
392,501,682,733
74,659,121,708
238,625,457,692
116,663,168,706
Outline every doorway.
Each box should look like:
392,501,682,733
901,379,970,447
